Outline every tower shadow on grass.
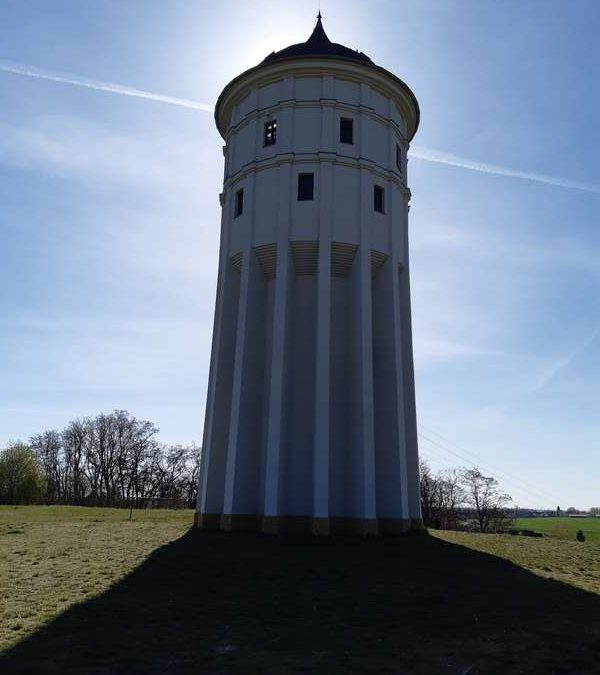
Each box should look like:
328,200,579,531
2,530,599,675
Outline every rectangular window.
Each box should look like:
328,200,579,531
297,173,314,201
264,119,277,146
234,188,244,217
374,185,384,213
396,144,403,174
340,117,353,144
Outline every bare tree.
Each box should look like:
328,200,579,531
84,425,102,504
185,444,202,505
437,468,464,530
22,411,199,508
132,443,162,507
154,445,187,500
419,459,441,527
461,468,511,533
419,460,464,529
115,412,159,508
92,413,118,505
62,418,90,504
30,430,63,503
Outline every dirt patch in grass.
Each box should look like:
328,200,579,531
1,507,599,674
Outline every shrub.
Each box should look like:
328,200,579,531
0,443,46,504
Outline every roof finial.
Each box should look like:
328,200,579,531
317,10,322,22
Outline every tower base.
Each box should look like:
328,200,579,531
194,512,422,536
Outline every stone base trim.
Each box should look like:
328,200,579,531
196,512,423,536
220,514,263,532
194,512,221,530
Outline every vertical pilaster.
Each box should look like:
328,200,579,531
359,167,377,532
397,206,421,522
198,194,233,517
313,159,333,533
279,77,294,154
320,75,335,154
263,163,292,531
222,173,256,527
358,83,369,157
220,103,264,528
389,189,411,521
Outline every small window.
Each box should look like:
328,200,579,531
340,118,353,144
234,188,244,217
396,144,403,174
374,185,384,213
297,173,314,201
264,119,277,146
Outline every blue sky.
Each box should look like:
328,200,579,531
0,0,598,508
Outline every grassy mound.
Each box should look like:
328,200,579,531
1,506,599,674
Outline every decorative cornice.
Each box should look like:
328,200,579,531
215,58,419,142
225,97,408,143
223,151,411,200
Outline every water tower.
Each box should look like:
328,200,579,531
196,15,421,534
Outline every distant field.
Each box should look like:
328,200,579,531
435,528,599,594
516,516,600,542
1,506,599,674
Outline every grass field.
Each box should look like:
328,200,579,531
516,516,600,542
1,506,599,674
0,506,191,649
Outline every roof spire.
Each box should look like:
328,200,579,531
307,10,329,46
261,12,373,66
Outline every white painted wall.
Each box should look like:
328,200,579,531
198,58,420,531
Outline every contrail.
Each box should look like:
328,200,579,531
409,145,600,195
2,58,598,195
0,59,213,112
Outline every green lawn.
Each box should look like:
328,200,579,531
516,516,600,542
0,506,192,651
1,506,599,674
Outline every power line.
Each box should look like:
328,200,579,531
418,432,557,508
417,431,563,509
419,422,565,505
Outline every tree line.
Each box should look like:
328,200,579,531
419,459,512,533
0,410,200,508
1,416,514,527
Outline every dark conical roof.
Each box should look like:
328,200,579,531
215,13,420,141
262,14,373,65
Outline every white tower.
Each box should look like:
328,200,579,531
197,16,421,535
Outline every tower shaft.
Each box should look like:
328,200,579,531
197,20,421,534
